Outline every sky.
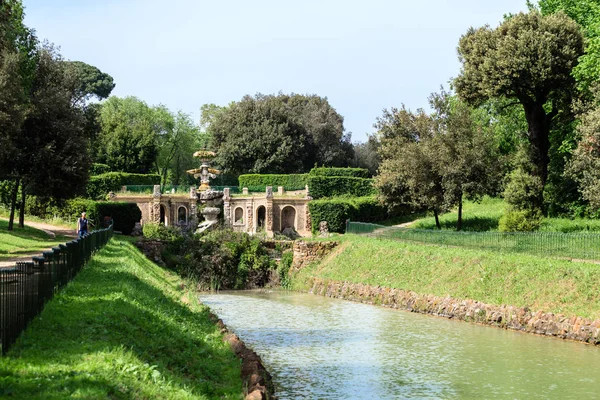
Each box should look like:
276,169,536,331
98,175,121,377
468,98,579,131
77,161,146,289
23,0,529,142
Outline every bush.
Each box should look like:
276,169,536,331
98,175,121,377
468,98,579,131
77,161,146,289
86,172,161,200
499,209,543,232
238,174,308,190
308,196,388,234
96,202,142,234
504,169,544,211
143,222,181,241
90,163,111,175
307,176,376,199
277,251,293,289
62,198,102,223
309,167,370,178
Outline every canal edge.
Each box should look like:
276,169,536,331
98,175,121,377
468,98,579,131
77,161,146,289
207,310,277,400
306,278,600,346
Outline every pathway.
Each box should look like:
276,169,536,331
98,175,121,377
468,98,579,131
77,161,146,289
0,218,77,268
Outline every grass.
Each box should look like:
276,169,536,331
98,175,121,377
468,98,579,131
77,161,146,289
293,235,600,320
0,219,70,260
403,196,600,233
0,207,74,230
0,239,242,399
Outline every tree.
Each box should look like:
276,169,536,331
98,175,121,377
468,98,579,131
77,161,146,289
63,61,115,105
455,11,584,187
97,96,160,174
352,134,380,176
208,93,353,174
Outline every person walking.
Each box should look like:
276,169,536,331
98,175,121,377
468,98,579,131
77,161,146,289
77,212,90,238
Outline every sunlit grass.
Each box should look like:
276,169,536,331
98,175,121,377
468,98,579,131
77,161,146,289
0,219,70,259
293,234,600,320
0,239,242,399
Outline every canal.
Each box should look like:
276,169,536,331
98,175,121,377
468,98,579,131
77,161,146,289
200,291,600,399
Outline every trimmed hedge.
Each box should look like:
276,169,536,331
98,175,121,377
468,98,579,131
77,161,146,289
90,163,111,175
86,172,161,199
238,174,308,190
307,176,376,199
97,202,142,235
309,167,370,178
308,196,388,234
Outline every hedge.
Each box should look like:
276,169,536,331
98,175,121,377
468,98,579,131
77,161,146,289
90,163,111,175
308,196,388,234
238,174,308,190
96,202,142,235
86,172,161,199
309,167,370,178
307,176,376,199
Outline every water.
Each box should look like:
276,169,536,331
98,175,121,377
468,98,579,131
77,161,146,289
200,291,600,399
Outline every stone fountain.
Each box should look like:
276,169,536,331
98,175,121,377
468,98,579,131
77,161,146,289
186,150,224,233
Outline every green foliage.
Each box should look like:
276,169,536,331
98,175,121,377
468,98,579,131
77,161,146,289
0,218,69,260
142,222,182,242
86,172,161,199
277,251,293,289
238,174,308,190
308,176,375,199
308,196,387,233
0,240,243,398
177,230,274,290
209,93,353,174
90,163,111,175
309,167,370,178
498,209,543,232
96,202,141,235
413,196,505,231
503,168,544,212
63,60,115,105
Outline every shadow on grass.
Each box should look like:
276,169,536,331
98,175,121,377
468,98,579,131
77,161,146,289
415,216,500,231
0,241,241,399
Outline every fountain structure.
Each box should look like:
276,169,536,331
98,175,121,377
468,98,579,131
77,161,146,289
186,150,224,233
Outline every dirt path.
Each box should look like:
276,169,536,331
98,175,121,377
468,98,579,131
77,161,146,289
393,221,416,228
0,218,77,268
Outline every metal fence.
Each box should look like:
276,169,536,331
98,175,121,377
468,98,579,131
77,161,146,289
0,225,113,354
346,221,600,261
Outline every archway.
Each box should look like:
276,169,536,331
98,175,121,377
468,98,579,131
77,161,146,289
160,204,167,226
256,206,266,231
281,206,296,231
177,206,187,224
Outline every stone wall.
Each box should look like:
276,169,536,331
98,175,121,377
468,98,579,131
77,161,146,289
292,241,338,272
307,278,600,345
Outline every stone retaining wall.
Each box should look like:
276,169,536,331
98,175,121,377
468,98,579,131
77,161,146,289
308,278,600,345
291,241,338,272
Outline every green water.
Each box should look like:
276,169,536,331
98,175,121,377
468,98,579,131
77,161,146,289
200,291,600,399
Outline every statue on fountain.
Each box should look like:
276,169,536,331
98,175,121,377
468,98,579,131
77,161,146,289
186,150,224,233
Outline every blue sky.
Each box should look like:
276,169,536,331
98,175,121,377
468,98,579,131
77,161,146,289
24,0,528,142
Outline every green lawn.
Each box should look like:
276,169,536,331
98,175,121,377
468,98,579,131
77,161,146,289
406,196,600,233
0,219,70,260
0,239,242,399
293,235,600,320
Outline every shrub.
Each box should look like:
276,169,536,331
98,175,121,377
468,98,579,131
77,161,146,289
62,198,102,223
238,174,308,190
143,222,181,241
309,167,370,178
90,163,111,175
499,209,543,232
504,169,544,211
96,202,142,234
86,172,161,199
277,251,293,289
307,176,376,199
308,196,388,234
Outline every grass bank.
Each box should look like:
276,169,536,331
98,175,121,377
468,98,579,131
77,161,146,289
292,235,600,320
0,238,242,399
0,219,70,260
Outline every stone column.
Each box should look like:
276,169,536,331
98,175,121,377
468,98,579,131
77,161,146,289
246,201,254,233
266,186,274,234
305,204,312,233
223,188,231,228
150,185,162,223
189,186,198,226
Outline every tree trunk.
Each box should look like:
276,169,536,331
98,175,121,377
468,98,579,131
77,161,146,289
523,101,551,186
18,186,25,228
7,179,20,231
457,195,463,231
434,209,441,230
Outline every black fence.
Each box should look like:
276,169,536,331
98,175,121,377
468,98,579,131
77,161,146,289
0,225,113,354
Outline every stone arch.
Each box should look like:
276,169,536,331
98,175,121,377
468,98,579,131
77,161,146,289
256,205,266,231
280,206,296,231
234,207,244,224
160,204,167,226
177,206,188,224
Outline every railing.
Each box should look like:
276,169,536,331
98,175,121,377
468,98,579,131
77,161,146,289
121,185,194,194
346,221,600,261
0,224,113,354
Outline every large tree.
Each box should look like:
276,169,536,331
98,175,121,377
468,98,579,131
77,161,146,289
208,93,353,174
455,11,584,187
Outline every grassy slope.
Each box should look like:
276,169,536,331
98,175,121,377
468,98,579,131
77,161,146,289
0,219,70,259
0,238,242,399
410,196,600,232
292,235,600,320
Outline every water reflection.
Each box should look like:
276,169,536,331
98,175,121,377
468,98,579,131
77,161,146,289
201,291,600,399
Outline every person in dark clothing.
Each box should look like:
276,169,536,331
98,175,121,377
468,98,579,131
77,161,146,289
77,212,90,238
